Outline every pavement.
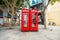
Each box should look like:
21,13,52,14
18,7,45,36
0,25,60,40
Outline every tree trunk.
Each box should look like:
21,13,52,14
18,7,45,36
42,0,51,29
8,8,14,29
42,0,46,29
43,12,47,29
3,9,8,26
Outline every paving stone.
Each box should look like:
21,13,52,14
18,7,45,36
0,25,60,40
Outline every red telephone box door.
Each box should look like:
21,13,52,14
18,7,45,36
30,9,38,31
21,8,29,31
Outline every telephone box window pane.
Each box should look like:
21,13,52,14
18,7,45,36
32,13,36,27
24,14,28,27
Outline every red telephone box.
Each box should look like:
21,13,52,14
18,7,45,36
21,8,29,31
29,9,38,31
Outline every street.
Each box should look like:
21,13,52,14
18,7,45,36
0,25,60,40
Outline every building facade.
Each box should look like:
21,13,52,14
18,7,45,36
47,2,60,26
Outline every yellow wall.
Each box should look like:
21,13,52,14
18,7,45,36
47,2,60,26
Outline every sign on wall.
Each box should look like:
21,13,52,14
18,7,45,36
29,0,36,6
29,0,46,6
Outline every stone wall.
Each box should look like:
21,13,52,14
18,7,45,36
47,2,60,26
